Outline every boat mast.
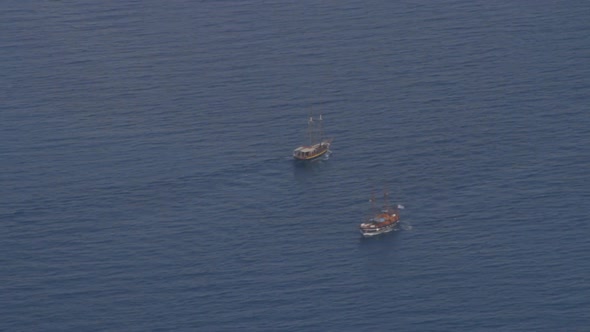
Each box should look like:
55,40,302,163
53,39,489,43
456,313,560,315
319,114,323,143
308,115,314,146
383,189,390,211
305,111,325,146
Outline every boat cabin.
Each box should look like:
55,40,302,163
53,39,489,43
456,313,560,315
293,146,315,158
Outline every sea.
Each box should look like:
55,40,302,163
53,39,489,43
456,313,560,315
2,1,590,331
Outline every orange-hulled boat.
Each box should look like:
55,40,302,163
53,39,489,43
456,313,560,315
359,191,403,237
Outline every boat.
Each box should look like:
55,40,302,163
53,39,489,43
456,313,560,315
293,114,333,161
359,191,402,237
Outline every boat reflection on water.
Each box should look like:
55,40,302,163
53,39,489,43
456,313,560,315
292,152,332,181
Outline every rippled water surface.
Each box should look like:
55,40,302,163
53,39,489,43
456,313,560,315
2,1,590,331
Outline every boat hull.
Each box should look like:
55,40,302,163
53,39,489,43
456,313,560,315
293,143,331,161
293,148,328,161
359,221,399,237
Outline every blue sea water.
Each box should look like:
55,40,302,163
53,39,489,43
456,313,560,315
2,0,590,331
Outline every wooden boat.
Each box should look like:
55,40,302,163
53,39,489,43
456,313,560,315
293,114,333,161
359,191,402,237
